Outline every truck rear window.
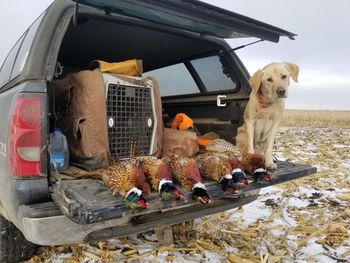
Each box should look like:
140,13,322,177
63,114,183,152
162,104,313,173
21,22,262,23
191,55,236,92
145,55,237,97
145,63,200,97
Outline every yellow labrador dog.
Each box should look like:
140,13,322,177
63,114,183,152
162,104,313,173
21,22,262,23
236,62,299,171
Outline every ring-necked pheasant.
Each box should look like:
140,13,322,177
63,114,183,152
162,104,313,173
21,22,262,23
102,159,150,210
213,151,249,189
205,139,271,184
240,153,272,183
137,156,186,201
196,152,244,194
163,155,211,204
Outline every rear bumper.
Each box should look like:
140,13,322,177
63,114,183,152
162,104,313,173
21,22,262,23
20,196,257,246
21,213,131,246
20,161,317,246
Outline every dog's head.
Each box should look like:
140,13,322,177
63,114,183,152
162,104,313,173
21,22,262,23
249,62,299,103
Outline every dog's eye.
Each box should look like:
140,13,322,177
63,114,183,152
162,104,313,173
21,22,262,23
267,77,273,82
281,74,287,80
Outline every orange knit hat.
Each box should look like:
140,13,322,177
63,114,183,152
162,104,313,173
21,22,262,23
171,113,193,130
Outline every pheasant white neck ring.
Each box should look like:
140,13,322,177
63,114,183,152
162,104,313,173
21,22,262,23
125,187,142,199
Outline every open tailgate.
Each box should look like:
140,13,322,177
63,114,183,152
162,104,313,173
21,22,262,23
51,161,316,226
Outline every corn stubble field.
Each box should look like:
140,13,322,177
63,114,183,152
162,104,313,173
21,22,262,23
281,109,350,128
27,110,350,263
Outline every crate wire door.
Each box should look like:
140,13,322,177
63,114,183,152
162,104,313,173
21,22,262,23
106,84,154,159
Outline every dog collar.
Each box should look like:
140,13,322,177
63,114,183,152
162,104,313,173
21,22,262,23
256,91,273,111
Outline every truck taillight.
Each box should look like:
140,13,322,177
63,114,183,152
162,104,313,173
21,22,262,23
8,94,47,178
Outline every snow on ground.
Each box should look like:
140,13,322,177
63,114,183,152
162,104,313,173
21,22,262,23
26,127,350,263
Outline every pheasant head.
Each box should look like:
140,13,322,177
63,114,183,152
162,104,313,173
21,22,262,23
252,168,272,183
125,187,148,210
218,174,239,194
241,154,272,183
231,168,248,188
192,182,211,204
158,179,186,201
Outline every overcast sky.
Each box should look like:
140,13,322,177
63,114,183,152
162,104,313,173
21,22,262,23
1,0,349,110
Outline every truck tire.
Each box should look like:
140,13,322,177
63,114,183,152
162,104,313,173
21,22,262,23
0,213,38,263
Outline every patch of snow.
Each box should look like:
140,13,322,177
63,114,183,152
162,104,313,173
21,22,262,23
332,144,346,148
259,185,283,196
228,199,272,227
341,162,350,169
297,238,328,261
296,186,319,196
288,197,310,208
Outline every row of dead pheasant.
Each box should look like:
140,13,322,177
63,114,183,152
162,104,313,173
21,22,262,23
102,139,272,210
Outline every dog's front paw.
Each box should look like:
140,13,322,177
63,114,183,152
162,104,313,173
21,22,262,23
266,162,278,171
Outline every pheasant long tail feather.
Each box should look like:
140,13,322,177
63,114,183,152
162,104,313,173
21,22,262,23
206,139,241,158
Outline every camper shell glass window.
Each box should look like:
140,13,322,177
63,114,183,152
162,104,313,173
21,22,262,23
144,63,200,97
144,55,236,97
191,55,236,92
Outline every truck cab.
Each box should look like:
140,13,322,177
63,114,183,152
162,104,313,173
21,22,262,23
0,1,316,262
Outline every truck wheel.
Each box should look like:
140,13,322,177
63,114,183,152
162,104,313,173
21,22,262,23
0,213,38,263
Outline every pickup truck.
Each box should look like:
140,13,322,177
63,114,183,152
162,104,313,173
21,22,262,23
0,0,316,262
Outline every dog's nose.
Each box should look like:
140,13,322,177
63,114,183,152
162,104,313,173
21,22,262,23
277,88,286,97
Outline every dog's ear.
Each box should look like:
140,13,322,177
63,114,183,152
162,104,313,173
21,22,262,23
283,62,299,83
249,69,264,93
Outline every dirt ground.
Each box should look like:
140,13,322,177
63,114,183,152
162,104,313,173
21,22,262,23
26,121,350,262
